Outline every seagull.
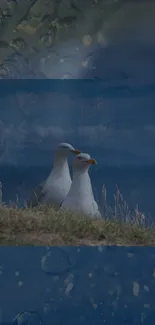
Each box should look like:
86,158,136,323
27,143,81,208
60,153,101,219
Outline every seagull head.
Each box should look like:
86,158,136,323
73,153,97,171
56,143,81,157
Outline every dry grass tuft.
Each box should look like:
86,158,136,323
0,197,155,246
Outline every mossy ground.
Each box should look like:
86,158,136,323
0,204,155,246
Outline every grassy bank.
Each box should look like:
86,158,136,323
0,203,155,246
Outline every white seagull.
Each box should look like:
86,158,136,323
27,143,81,208
60,153,101,219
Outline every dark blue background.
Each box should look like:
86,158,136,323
0,80,155,215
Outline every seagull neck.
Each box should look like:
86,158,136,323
52,154,69,176
72,169,94,197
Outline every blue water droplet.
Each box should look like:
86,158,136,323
13,311,42,325
41,248,71,275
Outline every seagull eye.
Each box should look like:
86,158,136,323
77,156,82,160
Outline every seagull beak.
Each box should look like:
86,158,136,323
87,158,97,165
71,149,81,154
